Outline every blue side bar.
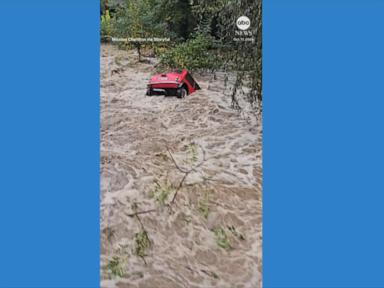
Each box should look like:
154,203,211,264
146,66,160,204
264,1,384,287
0,1,100,287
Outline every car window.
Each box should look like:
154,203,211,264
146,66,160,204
185,73,196,88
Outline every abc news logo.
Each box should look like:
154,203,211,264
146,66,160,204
236,16,250,30
235,16,252,37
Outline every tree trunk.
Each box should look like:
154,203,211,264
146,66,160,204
137,44,141,62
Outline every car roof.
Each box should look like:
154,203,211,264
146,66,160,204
150,70,187,82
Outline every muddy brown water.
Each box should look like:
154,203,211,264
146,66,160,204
100,44,262,288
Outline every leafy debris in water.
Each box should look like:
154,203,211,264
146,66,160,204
213,226,231,250
105,255,126,278
201,269,219,279
185,143,198,165
150,179,174,205
134,230,151,258
198,190,211,219
228,225,245,240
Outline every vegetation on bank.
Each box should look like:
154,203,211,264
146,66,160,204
100,0,262,112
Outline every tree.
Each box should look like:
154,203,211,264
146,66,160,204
193,0,262,113
114,0,167,61
152,0,196,41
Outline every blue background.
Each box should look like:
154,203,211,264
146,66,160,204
0,1,99,287
1,0,384,287
264,0,384,287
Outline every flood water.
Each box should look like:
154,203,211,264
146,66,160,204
100,44,262,288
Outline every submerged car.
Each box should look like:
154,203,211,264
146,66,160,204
146,69,201,98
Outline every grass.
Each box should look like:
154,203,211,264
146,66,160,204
213,226,231,250
134,230,151,258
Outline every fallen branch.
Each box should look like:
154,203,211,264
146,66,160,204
125,208,157,218
166,147,190,173
166,145,206,174
170,171,189,204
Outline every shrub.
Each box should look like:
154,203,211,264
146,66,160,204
100,10,114,40
159,33,219,71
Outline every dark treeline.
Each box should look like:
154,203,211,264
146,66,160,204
101,0,261,113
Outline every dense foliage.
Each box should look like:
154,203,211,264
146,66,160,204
101,0,262,112
159,33,218,71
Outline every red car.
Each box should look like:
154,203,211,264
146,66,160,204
146,69,201,98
